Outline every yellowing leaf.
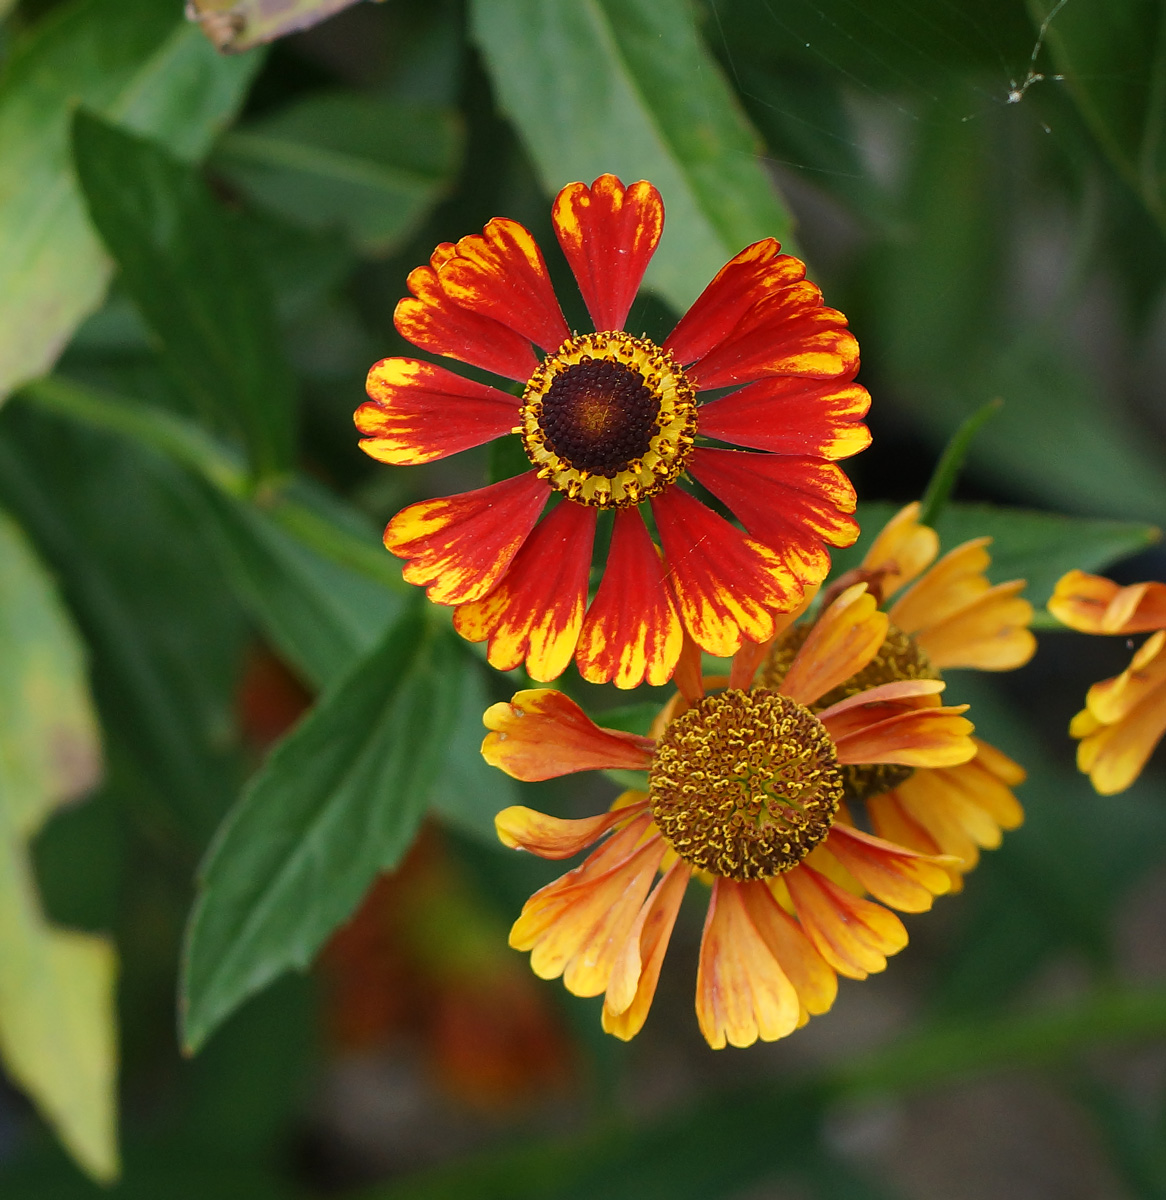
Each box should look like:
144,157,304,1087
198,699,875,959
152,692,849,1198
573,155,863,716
0,509,114,1182
188,0,364,53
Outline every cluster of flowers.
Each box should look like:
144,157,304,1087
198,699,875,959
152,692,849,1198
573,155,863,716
355,176,1161,1049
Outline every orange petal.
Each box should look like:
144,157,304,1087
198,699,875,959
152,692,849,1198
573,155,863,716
913,582,1036,671
357,358,518,465
1085,630,1166,724
603,860,690,1039
482,689,654,780
887,537,993,633
1048,570,1166,635
860,502,939,600
739,880,837,1016
552,175,663,334
971,737,1027,786
516,837,667,995
1077,679,1166,794
383,472,549,605
784,864,908,979
576,507,682,689
868,790,964,893
892,769,982,868
821,824,953,913
936,754,1025,832
779,583,888,706
828,704,975,768
816,678,946,724
495,803,645,859
695,879,801,1049
454,500,596,680
672,633,706,704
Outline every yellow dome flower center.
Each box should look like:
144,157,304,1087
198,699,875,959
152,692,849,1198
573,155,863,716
520,331,697,508
647,690,843,882
758,622,942,802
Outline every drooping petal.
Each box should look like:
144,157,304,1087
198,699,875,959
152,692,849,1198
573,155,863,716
888,538,994,633
672,632,706,704
892,769,985,869
912,582,1036,672
482,689,654,780
515,835,667,995
383,471,549,605
737,880,837,1016
972,737,1027,787
1084,630,1166,724
867,792,943,858
1077,679,1166,795
687,449,859,588
779,583,888,706
494,802,646,858
434,217,570,353
784,864,908,979
552,175,664,333
695,879,801,1049
820,824,953,913
652,486,797,657
728,586,821,691
454,500,597,679
576,508,682,689
394,261,540,382
815,678,946,724
1048,570,1166,635
603,860,690,1040
663,238,805,366
696,374,871,460
357,358,519,464
828,703,976,768
860,502,939,601
684,284,860,390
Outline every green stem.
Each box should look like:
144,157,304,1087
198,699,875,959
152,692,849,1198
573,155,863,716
918,398,1003,527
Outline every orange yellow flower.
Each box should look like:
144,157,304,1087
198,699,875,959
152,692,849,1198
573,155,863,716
758,503,1033,890
356,174,868,686
1049,570,1166,793
482,583,974,1049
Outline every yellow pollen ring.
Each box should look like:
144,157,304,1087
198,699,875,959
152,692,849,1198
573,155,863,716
648,689,843,882
520,331,697,509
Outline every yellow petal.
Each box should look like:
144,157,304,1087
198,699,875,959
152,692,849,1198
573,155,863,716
888,537,993,634
860,502,939,598
913,582,1035,671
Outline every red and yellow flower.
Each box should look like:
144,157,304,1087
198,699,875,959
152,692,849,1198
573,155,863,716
482,582,975,1049
1049,570,1166,794
759,503,1033,889
356,174,868,687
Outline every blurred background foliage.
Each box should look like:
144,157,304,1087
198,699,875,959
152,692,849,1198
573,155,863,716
1,0,1166,1195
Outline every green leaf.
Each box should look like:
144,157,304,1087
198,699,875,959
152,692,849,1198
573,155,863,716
187,0,363,53
834,501,1160,613
214,92,464,256
0,508,116,1183
71,111,295,481
470,0,793,312
0,0,259,402
184,478,399,691
1033,0,1166,231
428,653,519,843
181,611,459,1052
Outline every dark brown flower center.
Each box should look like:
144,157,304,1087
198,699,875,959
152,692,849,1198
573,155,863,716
758,622,942,802
537,357,660,477
519,331,696,508
648,689,843,882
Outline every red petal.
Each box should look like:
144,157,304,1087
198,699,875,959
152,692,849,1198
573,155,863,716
651,486,799,657
436,217,570,353
454,500,597,680
383,472,549,605
552,175,664,333
357,358,518,465
697,374,871,460
394,262,539,382
576,508,682,689
483,690,655,781
664,239,804,366
686,285,859,390
647,484,801,657
687,449,859,587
